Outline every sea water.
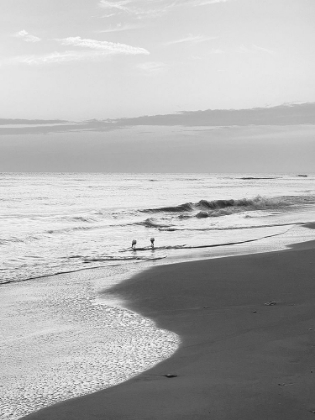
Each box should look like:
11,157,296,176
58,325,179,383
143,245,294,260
1,172,315,420
1,172,315,284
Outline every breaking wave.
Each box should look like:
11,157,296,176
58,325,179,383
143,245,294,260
138,218,173,229
238,177,279,180
70,216,98,223
142,195,315,216
142,202,194,213
0,235,40,245
158,222,297,232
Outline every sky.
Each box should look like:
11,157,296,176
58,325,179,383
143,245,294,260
0,0,315,172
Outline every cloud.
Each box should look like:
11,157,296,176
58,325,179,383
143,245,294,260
98,0,232,18
98,23,143,33
209,48,224,54
236,44,275,56
0,118,68,125
2,48,147,67
108,103,315,128
0,119,121,135
100,13,116,17
14,30,41,43
236,44,250,54
136,61,167,74
99,0,132,12
1,104,315,136
99,0,177,18
99,0,141,16
166,34,217,45
192,48,224,59
2,51,102,65
57,36,149,55
252,44,276,56
176,0,233,7
192,0,231,5
1,36,148,66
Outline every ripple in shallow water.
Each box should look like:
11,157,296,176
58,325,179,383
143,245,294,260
0,269,180,420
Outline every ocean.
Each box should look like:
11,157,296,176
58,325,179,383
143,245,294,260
1,172,315,285
1,172,315,420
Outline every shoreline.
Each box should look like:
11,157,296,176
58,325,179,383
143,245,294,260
3,219,315,288
0,264,179,420
23,241,315,420
2,217,315,288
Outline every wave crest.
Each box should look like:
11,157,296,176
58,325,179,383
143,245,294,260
138,218,173,228
142,203,194,213
142,195,304,216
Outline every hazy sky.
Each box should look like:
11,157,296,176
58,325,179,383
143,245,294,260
1,0,314,173
1,0,315,120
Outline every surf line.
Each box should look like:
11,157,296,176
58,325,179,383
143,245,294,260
182,228,292,249
128,226,294,252
159,222,298,232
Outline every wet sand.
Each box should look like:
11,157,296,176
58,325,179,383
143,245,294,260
24,243,315,420
0,268,178,420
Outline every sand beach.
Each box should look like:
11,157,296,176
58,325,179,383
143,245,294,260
2,0,315,417
1,174,315,420
22,239,315,420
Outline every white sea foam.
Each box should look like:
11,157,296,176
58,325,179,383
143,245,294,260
1,172,315,284
1,173,315,419
0,266,180,420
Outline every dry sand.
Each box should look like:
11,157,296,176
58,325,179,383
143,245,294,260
23,242,315,420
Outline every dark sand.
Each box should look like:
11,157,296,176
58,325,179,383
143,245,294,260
24,244,315,420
